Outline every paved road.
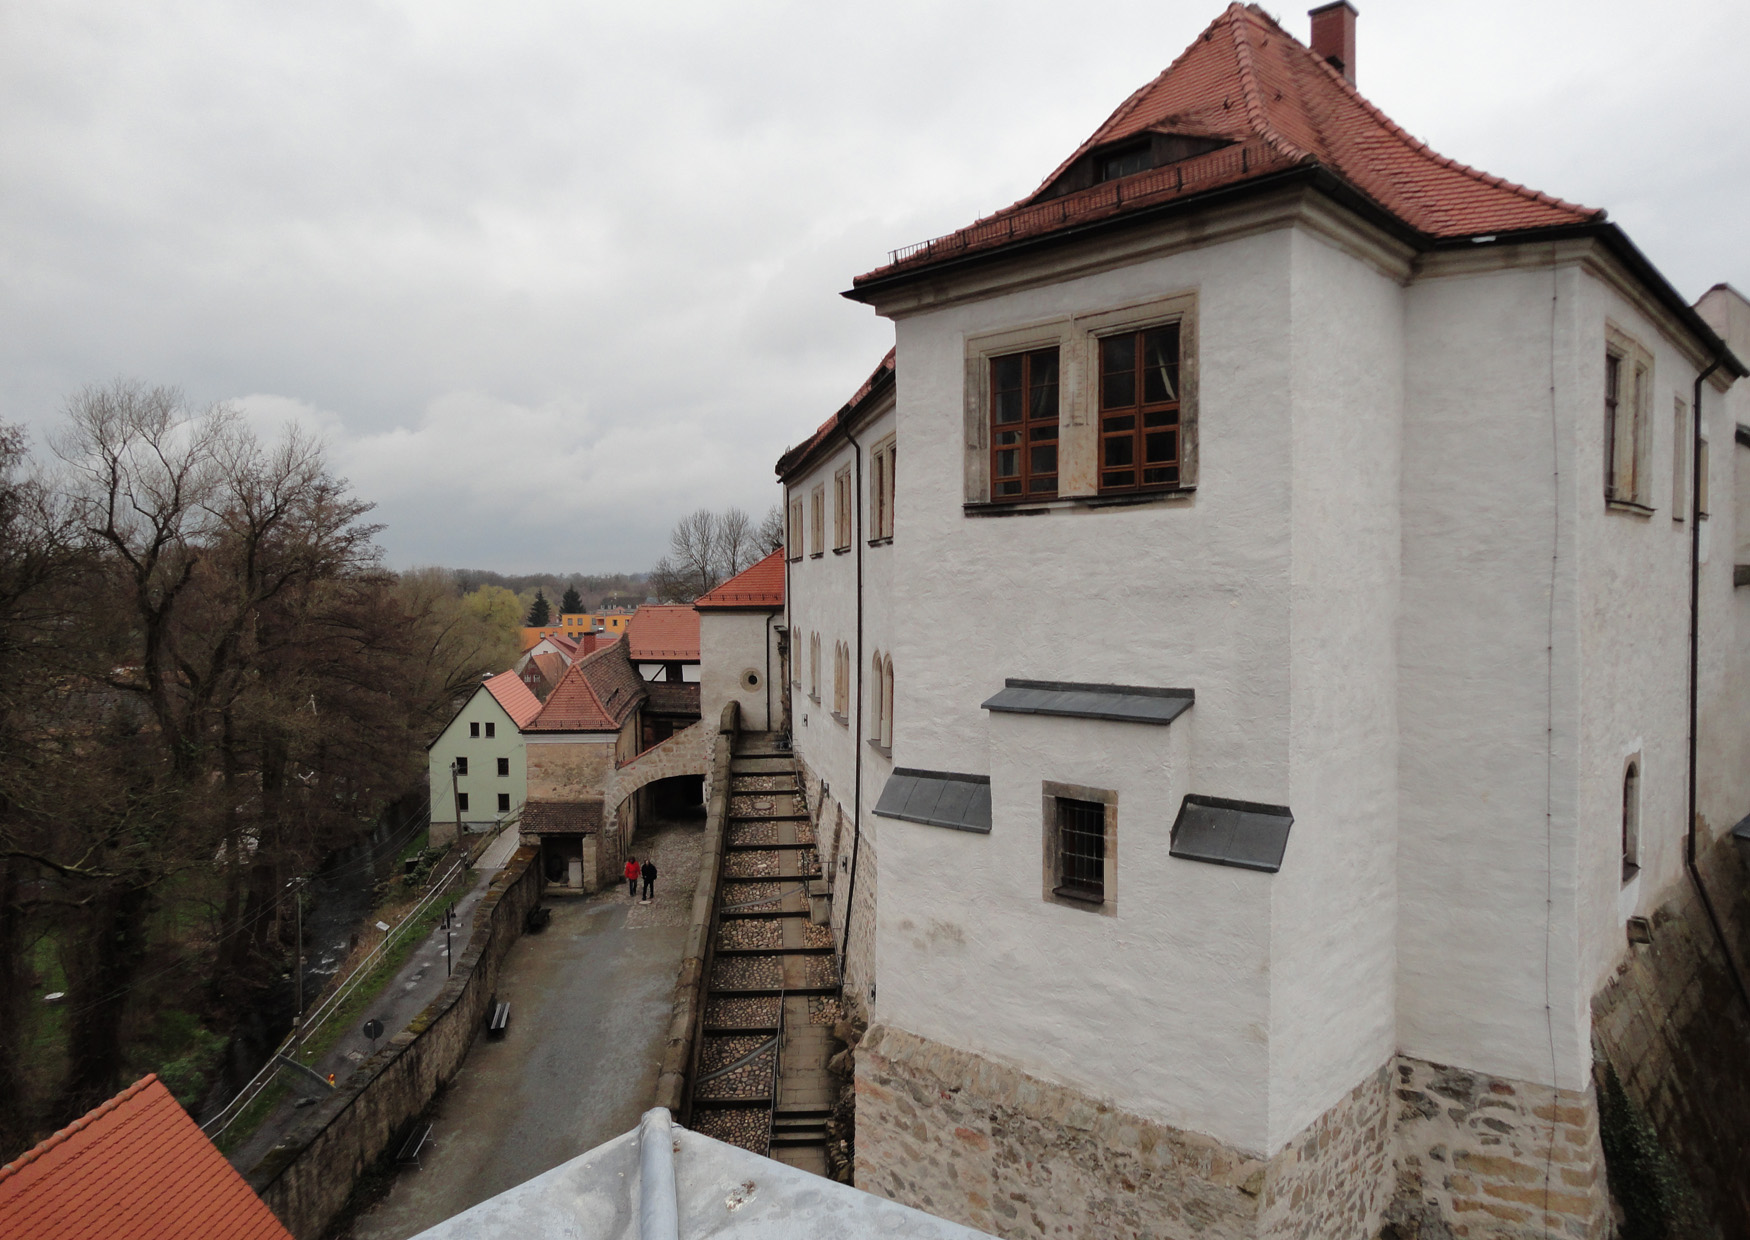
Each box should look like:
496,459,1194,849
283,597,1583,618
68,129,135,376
228,829,522,1173
343,811,704,1240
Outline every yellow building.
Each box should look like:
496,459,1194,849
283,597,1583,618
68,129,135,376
560,610,633,638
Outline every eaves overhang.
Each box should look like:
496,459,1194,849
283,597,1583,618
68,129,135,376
775,363,897,483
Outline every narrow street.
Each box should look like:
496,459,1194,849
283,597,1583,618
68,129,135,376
341,809,704,1240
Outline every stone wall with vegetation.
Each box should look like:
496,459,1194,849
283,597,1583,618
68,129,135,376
247,847,544,1240
1591,833,1750,1239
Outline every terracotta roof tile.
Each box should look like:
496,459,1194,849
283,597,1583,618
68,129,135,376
0,1075,293,1240
482,670,542,729
644,681,702,716
626,605,700,661
857,4,1599,286
694,550,786,610
527,642,646,732
521,800,604,835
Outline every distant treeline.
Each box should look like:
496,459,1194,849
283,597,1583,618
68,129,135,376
447,569,650,611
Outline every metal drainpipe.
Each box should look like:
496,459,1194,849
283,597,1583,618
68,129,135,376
838,427,866,982
1685,356,1750,1009
763,610,774,731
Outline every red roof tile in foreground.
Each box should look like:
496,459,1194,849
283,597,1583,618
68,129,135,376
483,670,542,729
0,1075,293,1240
855,4,1599,288
527,642,646,732
695,550,786,610
626,604,700,661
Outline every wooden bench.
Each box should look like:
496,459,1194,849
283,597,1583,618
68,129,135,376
396,1122,432,1168
488,998,510,1039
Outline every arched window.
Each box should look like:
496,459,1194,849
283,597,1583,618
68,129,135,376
1621,760,1640,881
809,633,820,701
870,650,885,742
881,654,894,748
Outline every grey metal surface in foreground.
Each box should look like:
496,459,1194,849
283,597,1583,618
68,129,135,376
873,768,992,833
1169,794,1294,873
981,678,1194,725
410,1108,994,1239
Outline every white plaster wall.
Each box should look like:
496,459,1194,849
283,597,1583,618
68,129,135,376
880,228,1298,1151
699,610,781,733
1398,263,1590,1090
1268,229,1401,1148
428,689,527,828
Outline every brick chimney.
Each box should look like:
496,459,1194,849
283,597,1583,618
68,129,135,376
1308,1,1358,83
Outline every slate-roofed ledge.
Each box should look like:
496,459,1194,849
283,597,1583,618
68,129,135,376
1170,795,1294,873
874,768,992,834
982,679,1194,726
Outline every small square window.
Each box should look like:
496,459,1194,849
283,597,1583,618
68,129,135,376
454,756,468,776
485,721,496,738
497,757,510,776
1042,782,1116,914
469,722,480,738
457,792,470,813
497,793,511,813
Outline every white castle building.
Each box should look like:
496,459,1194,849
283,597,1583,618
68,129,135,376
775,4,1750,1237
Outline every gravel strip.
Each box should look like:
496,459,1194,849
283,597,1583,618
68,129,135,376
801,922,834,948
719,919,782,949
728,821,778,846
730,774,797,793
693,1108,770,1154
809,995,844,1026
705,996,781,1027
803,955,839,988
711,954,782,990
724,851,780,878
694,1046,775,1100
701,1034,770,1073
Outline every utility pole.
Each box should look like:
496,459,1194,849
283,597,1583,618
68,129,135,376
450,759,464,843
288,876,308,1057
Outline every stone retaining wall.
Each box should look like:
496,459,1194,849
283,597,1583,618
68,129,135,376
1591,833,1750,1235
247,848,544,1240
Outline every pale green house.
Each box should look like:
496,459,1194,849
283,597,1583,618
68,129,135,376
427,670,541,846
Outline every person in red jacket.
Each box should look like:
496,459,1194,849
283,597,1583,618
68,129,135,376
624,857,639,898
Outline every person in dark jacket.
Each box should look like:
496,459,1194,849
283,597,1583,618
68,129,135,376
641,858,658,902
624,857,639,898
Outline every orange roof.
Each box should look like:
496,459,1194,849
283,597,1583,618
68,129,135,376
855,4,1599,288
527,642,646,732
626,604,700,661
0,1075,292,1240
482,669,542,728
695,550,786,610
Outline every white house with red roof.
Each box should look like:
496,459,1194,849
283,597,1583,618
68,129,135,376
427,670,540,847
777,5,1750,1237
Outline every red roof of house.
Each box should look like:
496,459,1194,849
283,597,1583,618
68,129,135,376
694,550,786,610
626,604,700,661
0,1075,293,1240
546,632,579,658
855,4,1599,288
483,670,542,729
526,642,646,732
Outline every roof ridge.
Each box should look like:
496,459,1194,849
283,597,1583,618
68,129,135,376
1295,23,1601,226
1228,6,1308,164
0,1074,160,1184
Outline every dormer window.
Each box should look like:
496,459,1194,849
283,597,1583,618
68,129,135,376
1097,142,1152,183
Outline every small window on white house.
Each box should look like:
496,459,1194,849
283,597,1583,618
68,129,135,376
485,721,496,738
788,498,805,562
809,633,820,702
1604,333,1653,510
457,792,470,813
497,793,511,813
1698,433,1710,520
810,485,826,557
870,650,884,745
454,756,469,776
470,722,480,738
870,435,896,542
833,642,849,721
1042,781,1118,915
497,757,510,776
881,654,894,748
1622,758,1640,882
834,466,853,551
1673,397,1689,522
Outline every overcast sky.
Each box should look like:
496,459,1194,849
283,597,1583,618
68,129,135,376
3,0,1745,574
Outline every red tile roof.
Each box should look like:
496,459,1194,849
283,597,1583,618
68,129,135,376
527,642,646,732
626,604,700,661
482,670,542,729
0,1075,293,1240
855,4,1599,288
694,549,786,610
521,799,604,835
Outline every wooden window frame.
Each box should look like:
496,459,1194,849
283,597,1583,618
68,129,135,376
1604,327,1653,513
988,347,1061,501
808,632,820,703
1096,322,1182,495
869,434,896,543
834,465,853,551
810,485,826,557
1040,781,1117,916
1672,397,1689,523
787,497,805,561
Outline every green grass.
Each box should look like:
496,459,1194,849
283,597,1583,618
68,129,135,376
213,1077,290,1157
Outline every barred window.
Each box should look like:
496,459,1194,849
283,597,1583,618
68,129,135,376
1056,799,1106,902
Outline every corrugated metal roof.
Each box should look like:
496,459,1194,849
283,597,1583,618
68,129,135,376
981,680,1194,726
1169,794,1294,872
873,769,992,834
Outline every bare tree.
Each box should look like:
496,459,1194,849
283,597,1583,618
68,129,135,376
758,503,785,554
717,507,756,578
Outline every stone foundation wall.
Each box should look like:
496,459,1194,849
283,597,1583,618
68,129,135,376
1591,833,1750,1235
855,1026,1392,1240
1384,1058,1609,1239
855,1025,1616,1240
